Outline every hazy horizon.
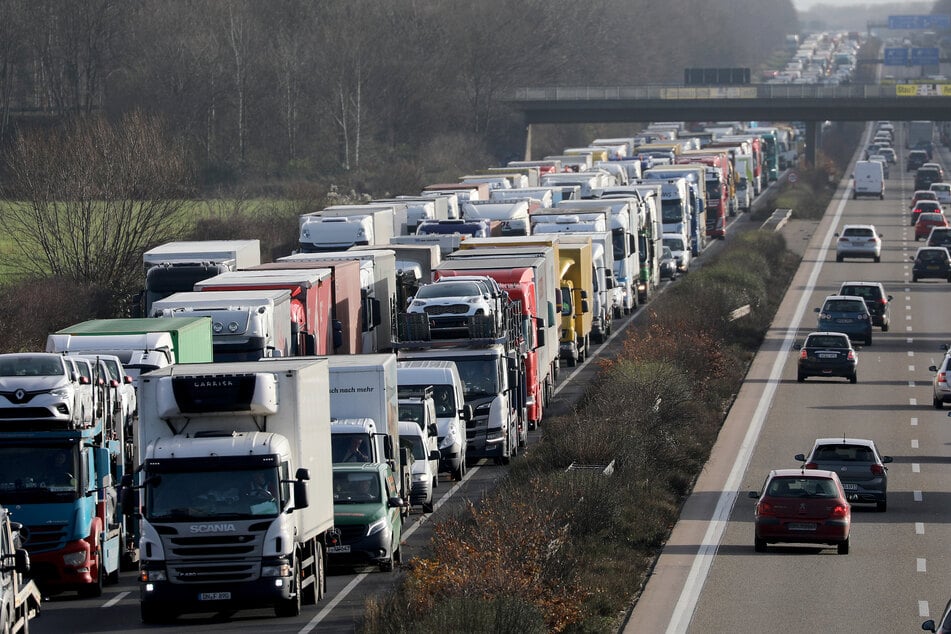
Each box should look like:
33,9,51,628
794,0,933,9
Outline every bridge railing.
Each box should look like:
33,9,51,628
512,84,938,101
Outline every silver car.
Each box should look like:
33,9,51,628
795,437,892,512
0,353,93,425
835,224,882,263
928,348,951,408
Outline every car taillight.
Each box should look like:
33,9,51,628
838,236,847,242
819,313,830,320
830,504,849,518
757,501,775,516
800,349,808,360
805,462,818,469
871,464,885,476
939,371,947,384
878,298,887,305
847,351,855,361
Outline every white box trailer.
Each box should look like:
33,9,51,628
134,358,334,621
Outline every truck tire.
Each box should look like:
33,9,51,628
77,546,104,598
452,461,465,481
274,557,303,617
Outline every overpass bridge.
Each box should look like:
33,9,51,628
507,83,951,163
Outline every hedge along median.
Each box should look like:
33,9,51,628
363,230,802,633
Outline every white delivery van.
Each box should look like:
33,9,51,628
852,160,884,200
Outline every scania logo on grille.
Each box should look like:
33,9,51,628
190,523,237,533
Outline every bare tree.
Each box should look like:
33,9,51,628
0,111,192,293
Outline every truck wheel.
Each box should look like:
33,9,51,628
77,546,103,598
452,462,464,482
274,557,302,617
423,499,434,513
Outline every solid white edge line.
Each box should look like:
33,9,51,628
665,153,857,634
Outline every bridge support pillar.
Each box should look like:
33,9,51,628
524,123,533,161
805,120,819,167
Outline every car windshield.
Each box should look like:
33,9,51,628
811,444,875,463
0,356,64,377
767,477,838,498
333,472,382,504
399,434,427,461
918,203,941,212
805,336,849,349
398,402,425,428
663,238,684,251
416,282,482,299
839,286,879,300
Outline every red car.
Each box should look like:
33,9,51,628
915,212,949,241
912,200,943,226
748,468,851,554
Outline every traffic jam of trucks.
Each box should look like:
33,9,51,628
0,120,788,627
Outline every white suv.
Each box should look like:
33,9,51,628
0,353,93,425
407,279,497,332
835,224,882,262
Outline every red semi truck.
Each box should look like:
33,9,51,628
194,269,341,356
248,260,363,355
434,258,548,431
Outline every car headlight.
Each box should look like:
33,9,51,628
412,474,427,482
63,550,87,567
367,517,388,537
51,387,73,398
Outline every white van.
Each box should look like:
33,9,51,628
396,361,470,481
662,232,691,273
398,421,440,513
852,160,884,200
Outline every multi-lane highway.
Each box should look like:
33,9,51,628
627,124,951,633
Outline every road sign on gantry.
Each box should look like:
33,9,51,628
883,48,909,66
888,14,951,29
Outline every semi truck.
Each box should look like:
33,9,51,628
355,244,441,311
141,240,261,317
0,355,128,597
0,505,41,633
248,260,363,355
130,359,336,622
279,250,396,354
637,176,695,256
151,289,292,362
46,317,214,383
596,185,664,304
462,200,532,236
194,269,341,357
395,297,526,467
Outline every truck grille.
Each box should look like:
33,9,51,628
23,523,68,552
168,534,257,558
160,523,268,585
168,562,257,584
424,305,469,315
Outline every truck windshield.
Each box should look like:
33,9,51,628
612,227,626,261
450,358,501,398
561,287,573,316
0,446,80,503
146,468,280,521
331,433,373,463
398,403,425,427
661,200,683,224
705,180,722,199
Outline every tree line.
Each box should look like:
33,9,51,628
0,0,799,191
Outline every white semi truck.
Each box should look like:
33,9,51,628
129,359,336,622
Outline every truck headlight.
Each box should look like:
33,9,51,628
140,568,167,582
475,403,491,414
261,560,292,577
486,429,505,443
63,550,87,567
412,474,426,482
367,517,388,537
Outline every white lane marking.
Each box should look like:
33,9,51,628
101,591,130,608
905,287,911,292
914,490,923,502
911,417,918,426
908,381,915,388
910,398,918,406
917,558,927,573
908,351,915,357
665,163,855,634
906,305,912,310
907,315,912,320
920,600,930,618
300,573,369,632
909,365,915,372
912,439,919,449
907,326,913,331
916,522,925,534
912,463,921,473
907,337,914,344
906,295,911,301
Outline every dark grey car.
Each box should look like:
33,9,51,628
837,281,892,331
795,438,892,512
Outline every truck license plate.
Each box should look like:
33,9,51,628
327,545,351,554
199,592,231,601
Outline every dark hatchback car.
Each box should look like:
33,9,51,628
837,281,891,331
908,149,929,171
911,246,951,282
927,226,951,249
797,332,858,383
916,167,944,192
795,438,892,512
815,295,873,345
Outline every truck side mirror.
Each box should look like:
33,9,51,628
462,404,473,422
429,450,441,461
370,298,383,327
120,486,139,517
293,480,309,510
428,423,438,437
581,300,590,313
383,436,394,461
295,468,310,481
14,548,30,575
536,318,545,348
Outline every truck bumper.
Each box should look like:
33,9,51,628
465,427,506,460
29,540,95,592
140,575,296,614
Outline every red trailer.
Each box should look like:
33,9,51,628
193,269,339,355
248,260,363,354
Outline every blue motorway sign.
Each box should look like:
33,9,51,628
884,48,909,66
911,47,940,65
888,14,951,29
